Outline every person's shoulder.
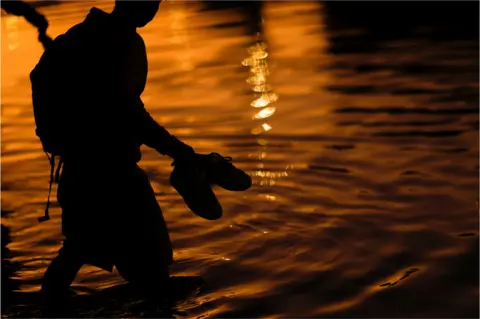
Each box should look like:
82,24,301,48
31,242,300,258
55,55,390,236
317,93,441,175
126,32,146,56
132,32,146,49
51,24,81,48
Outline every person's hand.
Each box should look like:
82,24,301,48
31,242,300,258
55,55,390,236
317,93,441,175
166,136,196,165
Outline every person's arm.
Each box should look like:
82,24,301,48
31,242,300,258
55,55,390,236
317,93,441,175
132,96,195,160
123,34,195,161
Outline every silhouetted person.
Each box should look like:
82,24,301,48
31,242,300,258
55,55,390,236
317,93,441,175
31,0,251,315
37,0,197,315
1,0,52,48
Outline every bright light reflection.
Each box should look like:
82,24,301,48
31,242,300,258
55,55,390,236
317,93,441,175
261,123,272,132
251,93,278,108
247,74,267,85
253,107,276,119
243,30,287,187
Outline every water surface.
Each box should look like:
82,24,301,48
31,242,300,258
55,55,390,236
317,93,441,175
1,1,479,317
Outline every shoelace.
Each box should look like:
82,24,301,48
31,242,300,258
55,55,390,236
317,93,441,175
210,152,232,164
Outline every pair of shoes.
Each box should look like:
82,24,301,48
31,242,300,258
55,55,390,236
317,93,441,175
170,161,223,220
196,152,252,192
170,153,251,220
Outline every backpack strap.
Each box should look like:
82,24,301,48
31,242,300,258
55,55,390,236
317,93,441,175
38,153,55,222
54,157,63,184
38,32,53,51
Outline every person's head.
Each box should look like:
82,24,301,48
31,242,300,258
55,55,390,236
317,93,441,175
112,0,161,28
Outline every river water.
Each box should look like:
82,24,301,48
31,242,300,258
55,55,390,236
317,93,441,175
1,1,479,318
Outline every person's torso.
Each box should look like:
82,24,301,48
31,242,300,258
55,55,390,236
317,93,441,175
56,8,147,163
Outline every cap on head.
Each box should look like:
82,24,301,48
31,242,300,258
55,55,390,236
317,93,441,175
113,0,161,28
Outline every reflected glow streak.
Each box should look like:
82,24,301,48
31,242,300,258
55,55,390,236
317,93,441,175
262,123,272,132
243,37,286,186
241,57,256,66
247,74,267,86
257,138,268,146
250,65,270,75
251,93,279,108
243,40,278,142
253,107,276,119
251,127,262,135
265,195,276,201
252,84,271,93
260,179,276,186
252,125,272,135
254,171,288,178
247,42,268,58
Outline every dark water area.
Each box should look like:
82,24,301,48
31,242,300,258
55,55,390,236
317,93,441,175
2,212,22,313
1,1,479,318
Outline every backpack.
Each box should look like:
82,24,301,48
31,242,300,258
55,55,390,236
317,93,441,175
30,34,71,222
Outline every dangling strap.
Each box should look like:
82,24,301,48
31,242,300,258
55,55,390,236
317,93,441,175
54,157,63,184
38,153,55,222
38,32,53,51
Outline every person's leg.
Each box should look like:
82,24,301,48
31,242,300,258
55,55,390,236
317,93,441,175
113,166,175,310
115,255,173,315
116,257,170,292
41,241,83,316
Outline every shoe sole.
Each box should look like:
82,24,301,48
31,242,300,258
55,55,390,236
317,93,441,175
196,153,252,192
214,169,252,191
170,166,223,220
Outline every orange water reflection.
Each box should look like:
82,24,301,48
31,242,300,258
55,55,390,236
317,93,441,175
1,1,478,318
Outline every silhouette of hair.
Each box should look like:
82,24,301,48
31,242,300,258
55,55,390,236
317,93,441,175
113,0,162,28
